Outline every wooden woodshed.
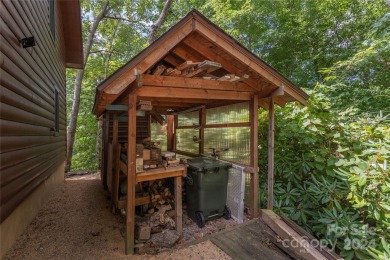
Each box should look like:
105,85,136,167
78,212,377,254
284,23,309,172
0,0,83,256
93,10,309,254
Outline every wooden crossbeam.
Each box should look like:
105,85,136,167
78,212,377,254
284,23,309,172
141,75,255,92
137,86,252,101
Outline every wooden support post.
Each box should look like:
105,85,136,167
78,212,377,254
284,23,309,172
111,119,119,208
250,95,259,218
174,175,183,236
125,94,137,255
199,107,206,155
102,112,109,189
167,115,174,151
267,98,275,210
173,115,178,151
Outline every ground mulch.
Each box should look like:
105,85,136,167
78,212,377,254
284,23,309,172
3,173,231,260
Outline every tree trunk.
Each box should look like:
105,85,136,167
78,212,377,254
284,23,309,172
65,1,110,172
96,20,120,171
148,0,172,44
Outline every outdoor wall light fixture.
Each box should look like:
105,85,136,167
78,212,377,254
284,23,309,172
19,37,36,48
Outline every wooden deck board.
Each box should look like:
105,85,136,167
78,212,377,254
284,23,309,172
180,219,290,260
209,219,290,260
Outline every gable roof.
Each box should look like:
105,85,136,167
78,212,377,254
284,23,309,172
93,9,308,116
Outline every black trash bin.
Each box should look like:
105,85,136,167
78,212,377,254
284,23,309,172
185,157,232,228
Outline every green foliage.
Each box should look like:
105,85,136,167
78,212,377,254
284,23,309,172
258,93,390,258
67,3,390,258
319,11,390,114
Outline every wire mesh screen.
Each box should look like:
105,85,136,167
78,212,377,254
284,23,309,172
178,111,199,126
151,122,167,151
227,164,245,223
176,128,199,154
204,127,250,165
206,102,249,124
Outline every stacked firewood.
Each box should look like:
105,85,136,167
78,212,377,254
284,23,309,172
146,180,174,214
135,179,179,248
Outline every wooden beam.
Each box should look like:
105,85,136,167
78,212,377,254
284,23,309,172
163,53,184,67
199,108,206,154
175,175,183,236
112,119,119,208
181,38,263,92
176,60,200,71
111,74,144,106
102,112,110,189
171,45,205,63
269,85,284,97
141,74,255,92
250,95,259,218
267,98,275,210
150,110,165,125
137,86,252,101
191,21,308,105
167,115,174,151
261,210,328,260
103,18,194,95
125,94,137,255
173,115,178,151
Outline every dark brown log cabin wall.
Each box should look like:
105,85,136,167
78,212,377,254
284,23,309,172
0,0,67,222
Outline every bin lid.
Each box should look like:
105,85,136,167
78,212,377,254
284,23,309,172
187,157,231,171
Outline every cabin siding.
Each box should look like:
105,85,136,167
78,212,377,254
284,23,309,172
0,0,67,223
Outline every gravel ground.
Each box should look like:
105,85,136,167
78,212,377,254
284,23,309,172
3,173,231,260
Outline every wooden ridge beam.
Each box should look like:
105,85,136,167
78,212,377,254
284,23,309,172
142,74,255,92
137,86,252,101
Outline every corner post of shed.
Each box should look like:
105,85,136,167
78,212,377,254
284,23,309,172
112,118,119,210
102,112,110,189
267,97,275,210
167,115,174,151
250,94,259,218
125,94,137,255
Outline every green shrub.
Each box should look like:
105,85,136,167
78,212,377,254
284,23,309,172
258,93,389,259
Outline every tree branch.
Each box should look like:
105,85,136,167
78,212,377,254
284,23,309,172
148,0,172,44
104,15,135,23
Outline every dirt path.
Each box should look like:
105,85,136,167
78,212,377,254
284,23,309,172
3,173,230,260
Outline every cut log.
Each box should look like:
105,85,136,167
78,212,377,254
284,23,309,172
175,61,199,71
135,224,151,241
217,74,234,81
182,60,222,78
152,64,166,75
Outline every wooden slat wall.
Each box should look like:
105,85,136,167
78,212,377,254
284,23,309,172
108,115,151,144
0,0,67,222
